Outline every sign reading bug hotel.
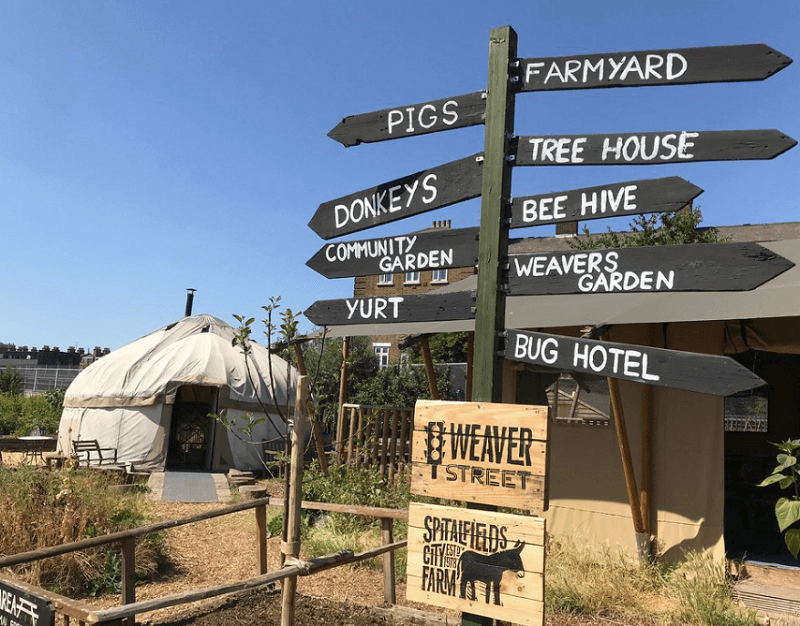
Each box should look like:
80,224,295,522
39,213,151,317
411,400,549,511
407,503,545,626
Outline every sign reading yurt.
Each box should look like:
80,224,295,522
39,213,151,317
407,502,545,626
410,400,549,511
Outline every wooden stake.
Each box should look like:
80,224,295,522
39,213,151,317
420,335,440,400
281,375,309,626
466,332,474,402
293,343,329,475
336,337,350,463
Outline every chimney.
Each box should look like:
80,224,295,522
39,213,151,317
185,288,197,317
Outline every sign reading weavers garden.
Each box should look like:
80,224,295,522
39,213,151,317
410,400,549,511
407,503,545,626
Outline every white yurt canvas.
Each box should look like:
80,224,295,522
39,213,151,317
57,314,298,472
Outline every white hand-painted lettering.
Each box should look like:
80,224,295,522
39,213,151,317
345,297,404,320
522,195,568,222
580,185,638,216
514,333,559,365
600,132,699,163
573,343,660,381
524,52,688,86
527,137,586,163
386,101,461,135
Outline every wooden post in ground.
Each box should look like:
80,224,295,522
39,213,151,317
120,536,136,626
281,375,309,626
256,504,268,575
293,343,329,475
420,335,440,400
381,518,396,605
336,337,350,463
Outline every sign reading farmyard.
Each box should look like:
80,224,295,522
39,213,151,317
411,400,548,511
407,503,545,626
0,579,54,626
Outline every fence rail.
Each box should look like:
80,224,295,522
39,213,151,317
0,496,408,626
335,404,412,480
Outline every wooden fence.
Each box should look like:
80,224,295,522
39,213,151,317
335,404,412,480
0,497,408,626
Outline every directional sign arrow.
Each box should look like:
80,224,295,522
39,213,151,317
505,329,765,396
309,153,483,240
328,91,486,147
508,242,794,296
510,177,703,229
513,130,797,166
519,43,792,92
307,227,479,279
304,291,476,327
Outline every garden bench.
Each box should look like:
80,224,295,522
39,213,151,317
72,439,118,466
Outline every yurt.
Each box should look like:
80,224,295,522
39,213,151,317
57,314,298,472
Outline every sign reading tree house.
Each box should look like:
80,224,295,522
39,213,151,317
407,502,545,626
410,400,549,511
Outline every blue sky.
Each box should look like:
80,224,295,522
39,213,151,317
2,0,799,351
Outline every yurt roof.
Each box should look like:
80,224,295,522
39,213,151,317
64,314,295,410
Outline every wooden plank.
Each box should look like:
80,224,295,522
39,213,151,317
505,329,766,396
304,290,476,327
306,227,479,279
328,91,486,147
407,503,545,626
518,44,792,91
509,177,702,229
382,518,396,605
513,129,796,166
410,400,548,511
309,154,484,240
507,242,794,295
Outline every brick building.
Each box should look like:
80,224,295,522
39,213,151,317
352,220,475,365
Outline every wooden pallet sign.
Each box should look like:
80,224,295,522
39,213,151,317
0,578,54,626
309,154,483,240
508,241,794,296
505,329,766,396
304,290,476,327
512,129,796,166
510,176,703,229
410,400,549,511
518,43,792,91
407,502,545,626
328,91,486,147
306,227,479,278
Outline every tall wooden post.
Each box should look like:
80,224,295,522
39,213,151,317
420,335,440,400
464,25,517,626
293,342,329,475
472,25,516,405
336,337,350,463
281,375,309,626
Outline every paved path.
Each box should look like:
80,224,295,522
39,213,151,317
147,471,231,502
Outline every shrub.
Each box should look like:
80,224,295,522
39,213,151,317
0,465,166,594
0,393,62,435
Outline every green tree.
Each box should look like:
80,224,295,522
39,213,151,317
572,206,729,250
0,365,23,396
404,332,470,364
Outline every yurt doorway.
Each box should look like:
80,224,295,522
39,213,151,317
167,385,219,471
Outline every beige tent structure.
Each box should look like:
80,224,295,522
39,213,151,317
320,225,800,565
57,314,297,472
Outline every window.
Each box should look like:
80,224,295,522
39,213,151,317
378,273,393,286
373,343,390,369
404,271,420,284
431,268,448,284
548,373,610,427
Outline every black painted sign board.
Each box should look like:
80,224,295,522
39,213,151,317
505,329,766,396
328,91,486,147
512,129,796,166
304,290,476,327
508,242,794,296
518,44,792,91
309,154,484,240
307,227,479,279
509,177,703,229
0,579,54,626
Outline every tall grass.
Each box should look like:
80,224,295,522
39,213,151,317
0,465,164,594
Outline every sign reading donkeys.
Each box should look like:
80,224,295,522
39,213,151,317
410,400,549,511
407,503,546,626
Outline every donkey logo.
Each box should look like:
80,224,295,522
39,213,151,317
457,540,525,605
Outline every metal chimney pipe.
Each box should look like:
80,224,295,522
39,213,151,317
185,288,196,317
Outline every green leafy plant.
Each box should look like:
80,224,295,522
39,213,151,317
758,439,800,558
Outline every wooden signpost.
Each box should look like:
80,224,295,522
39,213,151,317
507,241,794,296
0,579,54,626
513,129,796,166
519,43,792,91
328,91,487,147
308,154,483,240
407,503,545,626
410,400,549,511
509,177,702,229
505,328,766,397
304,291,476,327
306,227,479,279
